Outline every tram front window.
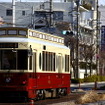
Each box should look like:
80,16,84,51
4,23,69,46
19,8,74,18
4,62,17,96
0,50,28,70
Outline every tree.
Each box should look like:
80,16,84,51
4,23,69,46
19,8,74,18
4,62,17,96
88,44,96,76
64,34,77,78
55,21,71,31
79,44,95,77
99,50,105,75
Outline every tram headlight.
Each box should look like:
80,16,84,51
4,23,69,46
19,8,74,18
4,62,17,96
22,80,27,85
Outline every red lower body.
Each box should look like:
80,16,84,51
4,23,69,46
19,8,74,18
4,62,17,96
0,72,70,100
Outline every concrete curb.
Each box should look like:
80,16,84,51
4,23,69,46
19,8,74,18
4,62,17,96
71,82,105,87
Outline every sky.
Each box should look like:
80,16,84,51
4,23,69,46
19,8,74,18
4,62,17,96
99,0,105,5
0,0,104,5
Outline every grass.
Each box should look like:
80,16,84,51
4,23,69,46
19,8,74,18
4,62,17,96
68,90,105,105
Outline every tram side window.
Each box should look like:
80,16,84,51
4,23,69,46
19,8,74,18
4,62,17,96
42,51,46,71
39,53,41,69
17,50,28,70
42,51,55,71
52,53,55,71
0,50,16,70
0,50,28,70
65,55,70,72
29,56,32,70
58,54,62,73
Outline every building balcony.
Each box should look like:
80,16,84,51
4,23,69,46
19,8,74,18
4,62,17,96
79,22,93,30
81,3,92,10
74,1,92,11
79,5,89,12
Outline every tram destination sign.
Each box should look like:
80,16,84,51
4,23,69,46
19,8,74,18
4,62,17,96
0,43,18,48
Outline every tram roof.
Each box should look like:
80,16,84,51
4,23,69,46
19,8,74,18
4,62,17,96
0,27,64,44
0,37,69,49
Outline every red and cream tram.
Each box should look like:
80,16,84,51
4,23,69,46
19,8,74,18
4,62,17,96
0,27,70,101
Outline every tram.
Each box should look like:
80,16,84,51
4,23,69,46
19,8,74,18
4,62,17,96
0,27,70,101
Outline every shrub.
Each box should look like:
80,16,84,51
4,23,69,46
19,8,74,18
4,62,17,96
71,78,84,83
84,75,98,82
71,75,105,83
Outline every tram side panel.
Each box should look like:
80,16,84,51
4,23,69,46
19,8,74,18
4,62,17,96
34,45,70,95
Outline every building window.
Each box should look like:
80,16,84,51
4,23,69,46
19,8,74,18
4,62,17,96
6,9,12,16
34,11,46,17
22,11,25,16
90,1,93,4
53,11,63,20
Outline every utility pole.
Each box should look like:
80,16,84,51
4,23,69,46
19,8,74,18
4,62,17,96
75,0,80,78
12,0,15,27
31,6,35,29
49,0,53,27
96,0,99,75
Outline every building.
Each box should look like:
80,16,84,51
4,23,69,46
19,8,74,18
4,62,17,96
71,0,98,78
99,5,105,51
99,5,105,75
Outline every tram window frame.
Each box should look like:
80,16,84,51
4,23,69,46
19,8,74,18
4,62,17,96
18,30,27,36
0,30,6,35
29,56,32,70
39,53,42,69
42,51,55,71
0,50,28,70
58,54,62,73
0,50,16,70
8,30,17,35
42,51,46,71
52,53,55,71
62,56,64,69
65,55,70,72
17,50,28,70
32,52,37,78
46,52,49,71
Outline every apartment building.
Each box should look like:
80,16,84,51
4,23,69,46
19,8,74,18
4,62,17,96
99,5,105,75
99,5,105,51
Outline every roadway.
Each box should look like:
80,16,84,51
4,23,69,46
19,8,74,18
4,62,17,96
71,81,105,91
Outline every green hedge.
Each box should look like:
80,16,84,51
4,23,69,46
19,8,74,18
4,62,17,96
71,75,105,83
71,78,84,83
